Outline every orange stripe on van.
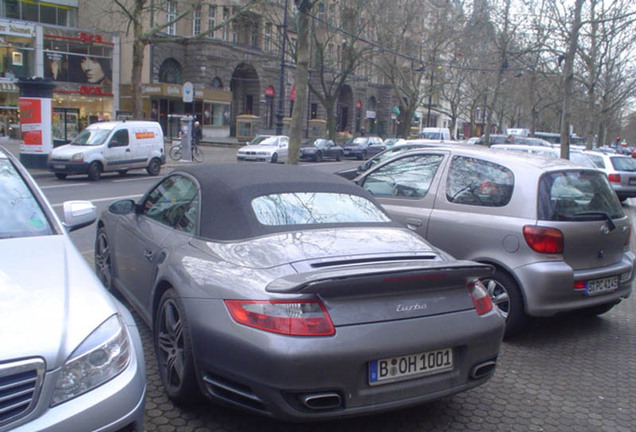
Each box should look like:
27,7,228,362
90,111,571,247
135,132,155,139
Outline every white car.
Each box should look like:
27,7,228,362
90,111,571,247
0,146,146,432
236,135,289,163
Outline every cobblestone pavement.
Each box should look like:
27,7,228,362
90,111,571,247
137,291,635,432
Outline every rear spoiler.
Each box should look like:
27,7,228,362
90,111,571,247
266,260,494,295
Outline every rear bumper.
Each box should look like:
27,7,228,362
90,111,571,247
514,252,634,317
185,299,504,421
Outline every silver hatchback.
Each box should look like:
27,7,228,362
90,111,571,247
356,146,634,336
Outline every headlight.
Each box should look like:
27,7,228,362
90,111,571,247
51,314,131,406
70,153,84,162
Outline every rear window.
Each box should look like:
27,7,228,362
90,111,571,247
610,156,636,172
252,193,390,226
538,171,624,221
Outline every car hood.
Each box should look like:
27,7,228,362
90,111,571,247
50,144,97,157
199,227,440,269
0,236,118,370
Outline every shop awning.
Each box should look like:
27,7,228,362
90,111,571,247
0,81,19,92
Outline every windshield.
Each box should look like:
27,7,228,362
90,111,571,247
70,128,111,146
420,132,441,140
252,192,390,226
538,171,624,221
0,157,53,238
259,137,280,146
352,138,368,146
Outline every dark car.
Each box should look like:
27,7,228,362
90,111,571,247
94,163,504,421
342,136,385,159
299,138,344,162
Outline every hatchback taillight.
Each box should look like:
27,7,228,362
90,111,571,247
468,280,493,315
523,226,564,254
225,300,335,336
608,173,621,183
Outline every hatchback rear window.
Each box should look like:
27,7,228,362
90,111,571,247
538,171,624,221
610,157,636,172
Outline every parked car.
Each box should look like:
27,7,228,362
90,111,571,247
492,144,597,168
47,120,165,180
299,138,344,162
0,146,146,432
584,150,636,201
236,135,289,163
355,146,635,336
94,163,504,421
475,134,510,145
342,136,385,159
336,140,464,180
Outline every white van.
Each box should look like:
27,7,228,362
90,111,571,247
418,127,453,141
48,121,165,180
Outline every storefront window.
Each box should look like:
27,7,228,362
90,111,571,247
202,102,230,127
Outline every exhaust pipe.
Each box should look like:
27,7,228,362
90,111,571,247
300,392,342,410
470,360,497,379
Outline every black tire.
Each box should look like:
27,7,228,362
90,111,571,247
87,161,102,181
576,301,619,317
154,289,200,405
335,152,342,162
482,269,526,337
313,151,323,162
192,146,203,163
147,158,162,176
54,173,67,180
94,227,114,292
169,145,182,161
270,152,278,163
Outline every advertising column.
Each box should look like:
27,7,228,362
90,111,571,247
16,77,56,169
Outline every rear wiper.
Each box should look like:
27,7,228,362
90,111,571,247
574,211,616,231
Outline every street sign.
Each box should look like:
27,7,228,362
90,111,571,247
183,81,193,103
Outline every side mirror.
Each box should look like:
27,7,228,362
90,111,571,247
108,199,137,215
63,200,96,232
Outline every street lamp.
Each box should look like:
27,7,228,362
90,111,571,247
275,0,289,135
425,69,434,127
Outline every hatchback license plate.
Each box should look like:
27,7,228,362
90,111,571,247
369,348,453,385
585,276,618,296
53,164,66,169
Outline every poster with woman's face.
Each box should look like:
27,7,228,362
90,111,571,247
68,55,113,90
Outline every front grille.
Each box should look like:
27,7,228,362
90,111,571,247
0,358,45,428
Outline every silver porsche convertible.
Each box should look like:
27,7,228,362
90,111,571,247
94,163,504,421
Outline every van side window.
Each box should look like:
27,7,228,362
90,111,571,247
109,130,130,147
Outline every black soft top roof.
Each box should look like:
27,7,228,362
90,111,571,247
172,163,397,241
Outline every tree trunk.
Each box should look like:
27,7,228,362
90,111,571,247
559,0,584,159
288,1,313,164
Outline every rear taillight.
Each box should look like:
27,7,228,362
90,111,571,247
225,300,335,336
523,226,564,254
468,280,493,315
608,173,621,183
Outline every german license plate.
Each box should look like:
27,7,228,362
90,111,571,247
53,164,66,169
585,276,618,296
369,348,453,385
629,178,636,185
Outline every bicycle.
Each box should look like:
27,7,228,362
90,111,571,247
168,139,203,162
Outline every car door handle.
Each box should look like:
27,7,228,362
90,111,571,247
144,249,154,261
125,148,131,152
405,218,423,230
